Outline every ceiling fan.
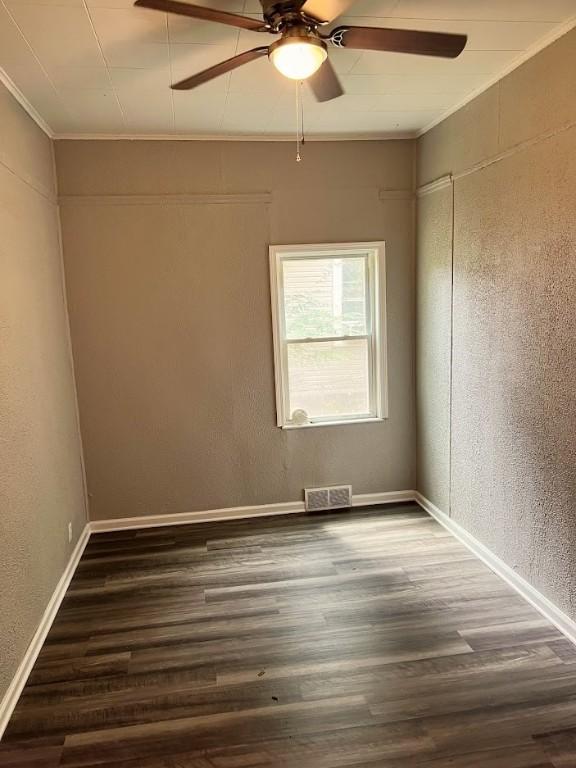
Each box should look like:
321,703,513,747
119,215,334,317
134,0,467,102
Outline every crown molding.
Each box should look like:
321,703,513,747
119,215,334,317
0,65,53,139
52,131,417,142
417,14,576,139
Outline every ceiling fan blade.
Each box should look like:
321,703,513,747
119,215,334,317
308,58,344,102
329,26,467,58
134,0,269,32
171,47,269,90
299,0,355,24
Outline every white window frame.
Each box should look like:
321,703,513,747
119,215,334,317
269,241,388,429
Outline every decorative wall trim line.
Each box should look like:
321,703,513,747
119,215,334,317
54,132,416,142
0,153,57,205
89,490,416,533
378,189,414,201
0,65,53,139
418,119,576,193
58,193,273,207
414,492,576,647
418,14,576,138
451,119,576,183
416,174,453,198
0,524,91,739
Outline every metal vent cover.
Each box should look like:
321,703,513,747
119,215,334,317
305,485,352,512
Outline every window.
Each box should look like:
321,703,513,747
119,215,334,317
269,242,386,428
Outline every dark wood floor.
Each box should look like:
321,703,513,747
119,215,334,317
3,504,576,767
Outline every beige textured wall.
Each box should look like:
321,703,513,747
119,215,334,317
416,27,576,616
0,84,87,701
55,139,416,521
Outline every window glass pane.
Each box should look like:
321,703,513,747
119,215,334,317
282,257,367,339
287,338,370,420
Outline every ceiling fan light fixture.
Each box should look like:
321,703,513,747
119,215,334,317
269,36,327,80
139,0,468,99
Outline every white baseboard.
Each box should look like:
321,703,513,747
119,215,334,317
414,492,576,646
352,490,415,508
0,524,91,739
90,490,417,533
89,500,305,533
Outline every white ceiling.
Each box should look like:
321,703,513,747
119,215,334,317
0,0,575,138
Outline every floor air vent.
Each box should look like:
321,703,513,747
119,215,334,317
305,485,352,512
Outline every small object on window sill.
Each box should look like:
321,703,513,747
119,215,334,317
291,409,309,426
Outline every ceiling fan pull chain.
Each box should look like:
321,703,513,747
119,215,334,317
300,79,306,148
295,79,302,163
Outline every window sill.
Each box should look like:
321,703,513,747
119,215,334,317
280,417,386,430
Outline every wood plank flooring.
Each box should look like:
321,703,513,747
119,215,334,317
3,504,576,767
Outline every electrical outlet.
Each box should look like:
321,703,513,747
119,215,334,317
68,522,73,544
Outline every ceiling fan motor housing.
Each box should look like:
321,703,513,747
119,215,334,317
269,27,327,52
260,0,322,31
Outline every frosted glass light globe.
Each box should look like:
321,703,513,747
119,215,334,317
270,40,327,80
